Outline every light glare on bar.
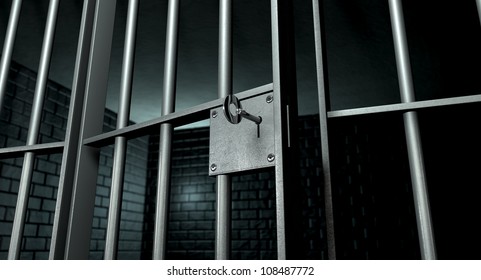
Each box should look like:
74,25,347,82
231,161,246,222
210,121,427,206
153,0,180,260
104,0,139,260
215,0,233,260
8,0,60,260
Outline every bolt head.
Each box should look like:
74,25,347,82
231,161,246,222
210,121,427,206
267,153,275,162
266,95,273,103
210,163,217,171
212,110,218,118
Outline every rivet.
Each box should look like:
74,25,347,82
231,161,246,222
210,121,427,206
212,110,218,118
266,95,273,103
210,163,217,171
267,154,275,162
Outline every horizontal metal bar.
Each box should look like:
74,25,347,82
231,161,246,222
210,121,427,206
0,142,65,159
83,83,273,148
327,93,481,118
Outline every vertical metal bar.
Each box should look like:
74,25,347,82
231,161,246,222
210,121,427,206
271,0,299,260
50,0,96,260
0,0,22,114
104,0,139,260
65,0,117,259
153,0,180,260
271,0,286,261
8,0,60,260
388,0,436,260
215,0,232,260
312,0,336,260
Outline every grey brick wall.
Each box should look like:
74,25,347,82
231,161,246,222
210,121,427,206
0,61,149,260
144,129,278,260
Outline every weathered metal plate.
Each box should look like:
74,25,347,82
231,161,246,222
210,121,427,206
209,92,275,175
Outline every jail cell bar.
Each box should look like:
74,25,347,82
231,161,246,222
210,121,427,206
215,0,233,260
7,0,60,260
104,0,139,260
312,0,442,260
153,0,180,260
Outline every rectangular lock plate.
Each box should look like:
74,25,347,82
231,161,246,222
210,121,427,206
209,92,275,175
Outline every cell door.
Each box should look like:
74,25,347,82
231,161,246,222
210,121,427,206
0,0,300,260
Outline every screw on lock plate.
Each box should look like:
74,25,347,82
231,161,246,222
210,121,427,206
223,95,262,137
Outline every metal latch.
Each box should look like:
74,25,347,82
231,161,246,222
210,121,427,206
209,92,275,176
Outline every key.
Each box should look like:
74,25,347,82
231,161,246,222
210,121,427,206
223,95,263,138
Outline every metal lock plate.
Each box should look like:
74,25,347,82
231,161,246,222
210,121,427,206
209,92,275,175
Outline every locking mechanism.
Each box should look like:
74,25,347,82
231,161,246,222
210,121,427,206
209,91,275,176
223,95,262,137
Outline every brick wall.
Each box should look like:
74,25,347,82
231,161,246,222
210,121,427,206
0,61,149,260
143,129,278,260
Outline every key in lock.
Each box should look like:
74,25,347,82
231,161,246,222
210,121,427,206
223,95,262,137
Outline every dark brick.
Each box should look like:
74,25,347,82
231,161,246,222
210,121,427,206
38,225,52,237
4,208,15,222
119,231,142,241
250,220,268,229
189,193,204,202
180,221,195,230
25,238,46,250
28,211,50,224
240,191,257,200
195,240,213,250
259,209,275,219
240,210,257,220
31,171,46,185
0,178,11,192
188,211,204,220
171,194,188,203
121,211,143,222
122,202,143,213
181,202,196,211
232,240,249,250
91,229,105,240
195,202,213,211
1,165,22,179
45,174,59,187
41,199,56,212
28,197,42,210
233,220,248,229
96,186,110,197
0,222,13,235
32,185,54,199
34,251,49,260
0,192,17,207
36,159,57,175
195,221,213,230
170,212,188,221
204,211,215,220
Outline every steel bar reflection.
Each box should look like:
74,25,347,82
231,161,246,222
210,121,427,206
49,0,96,259
8,0,60,260
215,0,233,260
0,0,22,114
312,0,336,260
65,0,117,259
104,0,139,260
153,0,180,260
388,0,436,260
